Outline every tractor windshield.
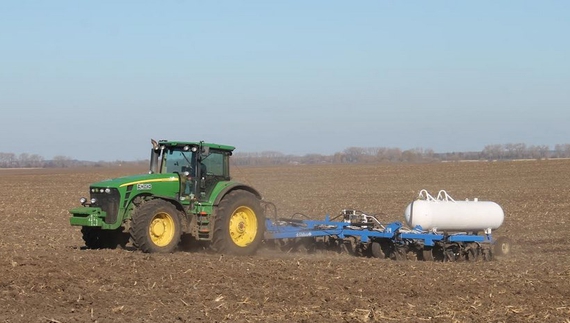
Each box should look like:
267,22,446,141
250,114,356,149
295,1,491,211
163,149,196,175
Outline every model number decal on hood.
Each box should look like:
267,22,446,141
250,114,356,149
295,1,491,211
137,183,152,190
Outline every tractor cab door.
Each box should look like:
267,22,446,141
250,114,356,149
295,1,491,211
162,149,197,200
196,149,231,201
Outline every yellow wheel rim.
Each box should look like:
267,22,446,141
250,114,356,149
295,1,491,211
229,206,258,247
149,212,175,247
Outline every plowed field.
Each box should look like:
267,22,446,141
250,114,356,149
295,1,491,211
1,160,569,322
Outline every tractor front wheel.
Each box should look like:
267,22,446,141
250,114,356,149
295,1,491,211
81,227,107,249
211,190,265,255
81,227,128,249
130,199,182,253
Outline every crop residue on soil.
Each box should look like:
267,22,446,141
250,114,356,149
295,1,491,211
1,161,570,322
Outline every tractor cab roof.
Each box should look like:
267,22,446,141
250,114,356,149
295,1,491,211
157,140,235,152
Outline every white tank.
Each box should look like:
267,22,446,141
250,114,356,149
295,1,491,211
404,190,504,232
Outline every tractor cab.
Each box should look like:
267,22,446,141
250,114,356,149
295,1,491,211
149,140,235,202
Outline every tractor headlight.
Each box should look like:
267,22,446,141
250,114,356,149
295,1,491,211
80,197,87,205
90,198,97,204
105,188,111,194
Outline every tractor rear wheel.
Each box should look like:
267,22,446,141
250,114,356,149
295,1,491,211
130,199,182,253
211,190,265,255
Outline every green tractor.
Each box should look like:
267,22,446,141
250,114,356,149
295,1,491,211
69,140,265,255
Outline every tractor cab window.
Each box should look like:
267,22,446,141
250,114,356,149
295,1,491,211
200,150,228,178
163,149,195,175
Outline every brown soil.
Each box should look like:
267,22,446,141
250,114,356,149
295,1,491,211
1,161,569,322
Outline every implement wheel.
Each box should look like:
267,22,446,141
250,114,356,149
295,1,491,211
466,247,480,261
493,237,512,256
390,244,407,261
422,247,434,261
212,190,265,255
371,241,385,259
130,199,182,253
482,247,494,261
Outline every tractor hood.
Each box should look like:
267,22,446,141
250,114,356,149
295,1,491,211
90,173,179,189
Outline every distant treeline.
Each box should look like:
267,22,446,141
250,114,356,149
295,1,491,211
232,143,570,166
0,153,147,168
2,143,570,168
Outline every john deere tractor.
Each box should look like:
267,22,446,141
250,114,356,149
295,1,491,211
69,140,264,254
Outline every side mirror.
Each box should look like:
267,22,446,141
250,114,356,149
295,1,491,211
201,146,210,156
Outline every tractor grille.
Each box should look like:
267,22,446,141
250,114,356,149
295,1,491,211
90,188,120,224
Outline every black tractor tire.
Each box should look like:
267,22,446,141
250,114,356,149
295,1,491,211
81,227,107,249
81,227,128,249
130,199,182,253
211,190,265,255
493,237,512,256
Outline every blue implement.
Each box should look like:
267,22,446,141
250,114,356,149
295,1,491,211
263,209,498,261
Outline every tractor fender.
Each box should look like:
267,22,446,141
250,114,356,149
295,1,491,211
153,195,186,213
125,194,189,225
129,193,186,212
213,183,262,206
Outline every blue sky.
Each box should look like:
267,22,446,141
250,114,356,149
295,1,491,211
1,1,568,161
